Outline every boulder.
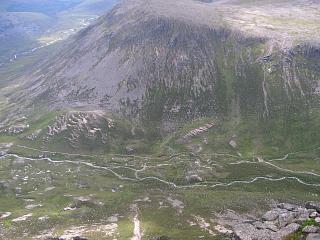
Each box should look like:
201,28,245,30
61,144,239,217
25,204,43,210
293,208,310,223
12,213,33,222
229,139,237,149
234,223,278,240
315,217,320,223
310,212,319,218
278,212,297,228
253,221,278,232
295,207,310,217
306,233,320,240
0,212,11,219
73,196,96,208
186,174,203,183
306,202,320,212
303,226,320,234
38,216,50,221
262,209,285,221
277,223,300,238
278,203,297,211
309,209,318,214
64,206,77,211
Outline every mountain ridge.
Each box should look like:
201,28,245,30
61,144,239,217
9,0,319,121
0,0,319,154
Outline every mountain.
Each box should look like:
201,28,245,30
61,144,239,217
0,1,320,240
12,0,320,119
0,0,317,157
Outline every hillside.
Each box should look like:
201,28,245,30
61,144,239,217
0,0,319,239
9,0,319,119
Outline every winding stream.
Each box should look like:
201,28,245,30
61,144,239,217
1,145,320,190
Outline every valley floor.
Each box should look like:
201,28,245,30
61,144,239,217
0,143,319,239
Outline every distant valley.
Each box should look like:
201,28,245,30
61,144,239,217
0,0,118,64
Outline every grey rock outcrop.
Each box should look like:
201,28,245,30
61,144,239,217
306,202,320,212
262,209,282,221
277,223,300,238
234,223,278,240
306,233,320,240
278,211,296,228
220,202,320,240
303,226,320,234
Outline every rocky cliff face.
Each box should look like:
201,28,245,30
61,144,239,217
10,0,320,125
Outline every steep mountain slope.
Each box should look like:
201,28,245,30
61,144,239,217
0,2,320,239
0,0,318,156
13,0,320,122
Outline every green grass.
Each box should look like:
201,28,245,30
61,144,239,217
0,146,319,239
0,91,319,239
301,218,319,228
